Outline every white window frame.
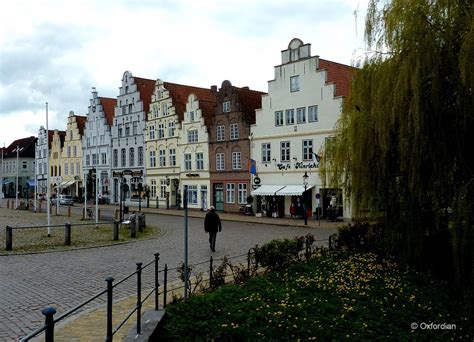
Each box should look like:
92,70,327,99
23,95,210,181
187,185,198,205
184,153,192,171
121,148,126,167
187,129,198,143
238,183,247,204
223,101,231,113
159,149,166,167
232,151,241,170
196,152,204,170
308,105,318,122
303,139,314,161
262,143,271,163
169,148,176,166
275,111,283,126
216,153,225,171
217,125,225,141
285,109,295,125
226,183,235,203
230,123,238,140
297,107,306,124
281,141,290,162
149,150,156,167
290,75,300,92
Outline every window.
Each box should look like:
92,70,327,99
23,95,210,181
67,146,71,157
138,147,144,166
76,162,80,174
285,109,295,125
118,124,123,137
238,183,247,204
149,150,156,167
159,149,166,167
92,153,98,166
308,105,318,122
149,125,155,140
196,152,204,170
125,123,130,136
87,137,90,147
158,124,165,139
230,123,238,140
262,143,271,163
122,106,126,115
101,152,107,165
65,163,68,175
303,139,314,161
184,153,192,170
232,152,241,170
223,101,231,113
113,149,118,167
217,125,225,141
297,107,306,124
133,121,138,135
226,183,235,203
151,179,157,198
168,122,175,137
73,146,77,157
189,111,195,122
290,75,300,92
129,148,135,167
128,103,132,113
275,111,284,126
281,141,290,162
121,148,126,167
187,129,198,143
152,105,158,118
160,179,166,198
86,155,90,166
187,185,198,205
162,103,168,116
216,153,225,171
169,148,176,166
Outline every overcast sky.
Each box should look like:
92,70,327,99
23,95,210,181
0,0,368,147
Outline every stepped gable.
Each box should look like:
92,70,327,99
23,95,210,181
133,77,156,118
99,97,117,127
163,81,216,122
318,59,353,98
234,86,266,124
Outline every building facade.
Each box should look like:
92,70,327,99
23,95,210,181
60,111,86,199
111,71,154,204
49,130,66,196
209,80,264,212
250,38,352,219
35,127,53,197
83,87,116,202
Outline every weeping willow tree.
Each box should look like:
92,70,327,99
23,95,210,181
321,0,473,295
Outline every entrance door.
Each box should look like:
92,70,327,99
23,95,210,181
214,184,224,211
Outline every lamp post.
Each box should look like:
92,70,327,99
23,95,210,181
303,171,308,226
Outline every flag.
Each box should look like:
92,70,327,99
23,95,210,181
249,159,257,175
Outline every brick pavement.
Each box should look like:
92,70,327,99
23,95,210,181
0,199,342,341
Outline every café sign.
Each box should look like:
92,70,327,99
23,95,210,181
276,162,319,171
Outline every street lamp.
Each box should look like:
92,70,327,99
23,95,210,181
303,171,309,226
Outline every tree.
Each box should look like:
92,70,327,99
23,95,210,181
322,0,473,296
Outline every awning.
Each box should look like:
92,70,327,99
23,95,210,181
251,185,286,196
57,180,76,188
27,180,36,187
276,185,315,196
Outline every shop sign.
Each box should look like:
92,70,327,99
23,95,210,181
277,161,319,171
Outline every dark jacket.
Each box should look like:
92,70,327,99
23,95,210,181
204,210,222,233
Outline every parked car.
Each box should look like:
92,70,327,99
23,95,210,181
59,195,74,206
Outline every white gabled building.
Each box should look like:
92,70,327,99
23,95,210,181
83,87,116,203
35,126,52,197
111,71,154,204
250,38,352,220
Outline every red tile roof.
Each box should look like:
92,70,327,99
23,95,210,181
163,82,216,122
318,59,354,98
99,97,117,127
234,86,266,124
75,115,87,136
4,136,37,158
133,77,156,118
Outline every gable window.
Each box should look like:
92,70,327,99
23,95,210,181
149,125,155,140
73,146,77,157
121,148,126,167
129,147,135,167
308,105,318,122
216,153,225,171
138,146,144,166
196,152,204,170
262,143,271,163
67,146,71,157
285,109,295,125
275,111,283,126
223,101,231,113
149,150,156,167
184,153,192,171
217,125,225,141
226,183,235,203
303,139,314,161
189,111,195,122
169,148,176,166
280,141,290,162
232,152,241,170
230,123,238,140
162,103,168,116
168,122,175,137
113,149,118,167
297,107,306,124
159,149,166,167
158,124,165,139
290,75,300,92
152,105,158,118
187,129,198,143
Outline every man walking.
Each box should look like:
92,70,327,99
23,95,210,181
204,206,221,252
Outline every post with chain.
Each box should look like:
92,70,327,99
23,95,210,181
105,276,114,342
154,253,160,310
6,225,13,251
42,306,57,342
113,220,119,241
163,264,168,308
136,262,143,334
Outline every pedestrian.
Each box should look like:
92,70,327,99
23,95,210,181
204,206,221,252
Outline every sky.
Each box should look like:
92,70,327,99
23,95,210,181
0,0,368,147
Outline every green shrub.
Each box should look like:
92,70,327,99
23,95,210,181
254,237,304,271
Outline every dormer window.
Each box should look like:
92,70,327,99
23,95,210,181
223,101,231,113
290,75,300,92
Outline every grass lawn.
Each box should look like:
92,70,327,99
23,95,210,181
158,251,472,341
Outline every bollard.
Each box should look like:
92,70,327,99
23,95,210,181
163,264,168,308
42,306,57,342
156,197,159,209
105,276,114,342
65,222,71,245
130,219,137,238
6,225,13,251
113,220,119,241
98,208,101,220
154,253,160,310
7,200,10,209
67,206,71,217
136,262,143,335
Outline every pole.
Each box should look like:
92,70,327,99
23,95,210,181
46,103,51,236
34,142,37,213
304,183,308,226
95,118,99,228
184,184,188,299
0,145,4,200
15,145,19,209
84,167,87,219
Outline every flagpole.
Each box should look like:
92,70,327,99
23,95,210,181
0,145,4,200
15,145,19,209
34,142,37,213
46,102,51,236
